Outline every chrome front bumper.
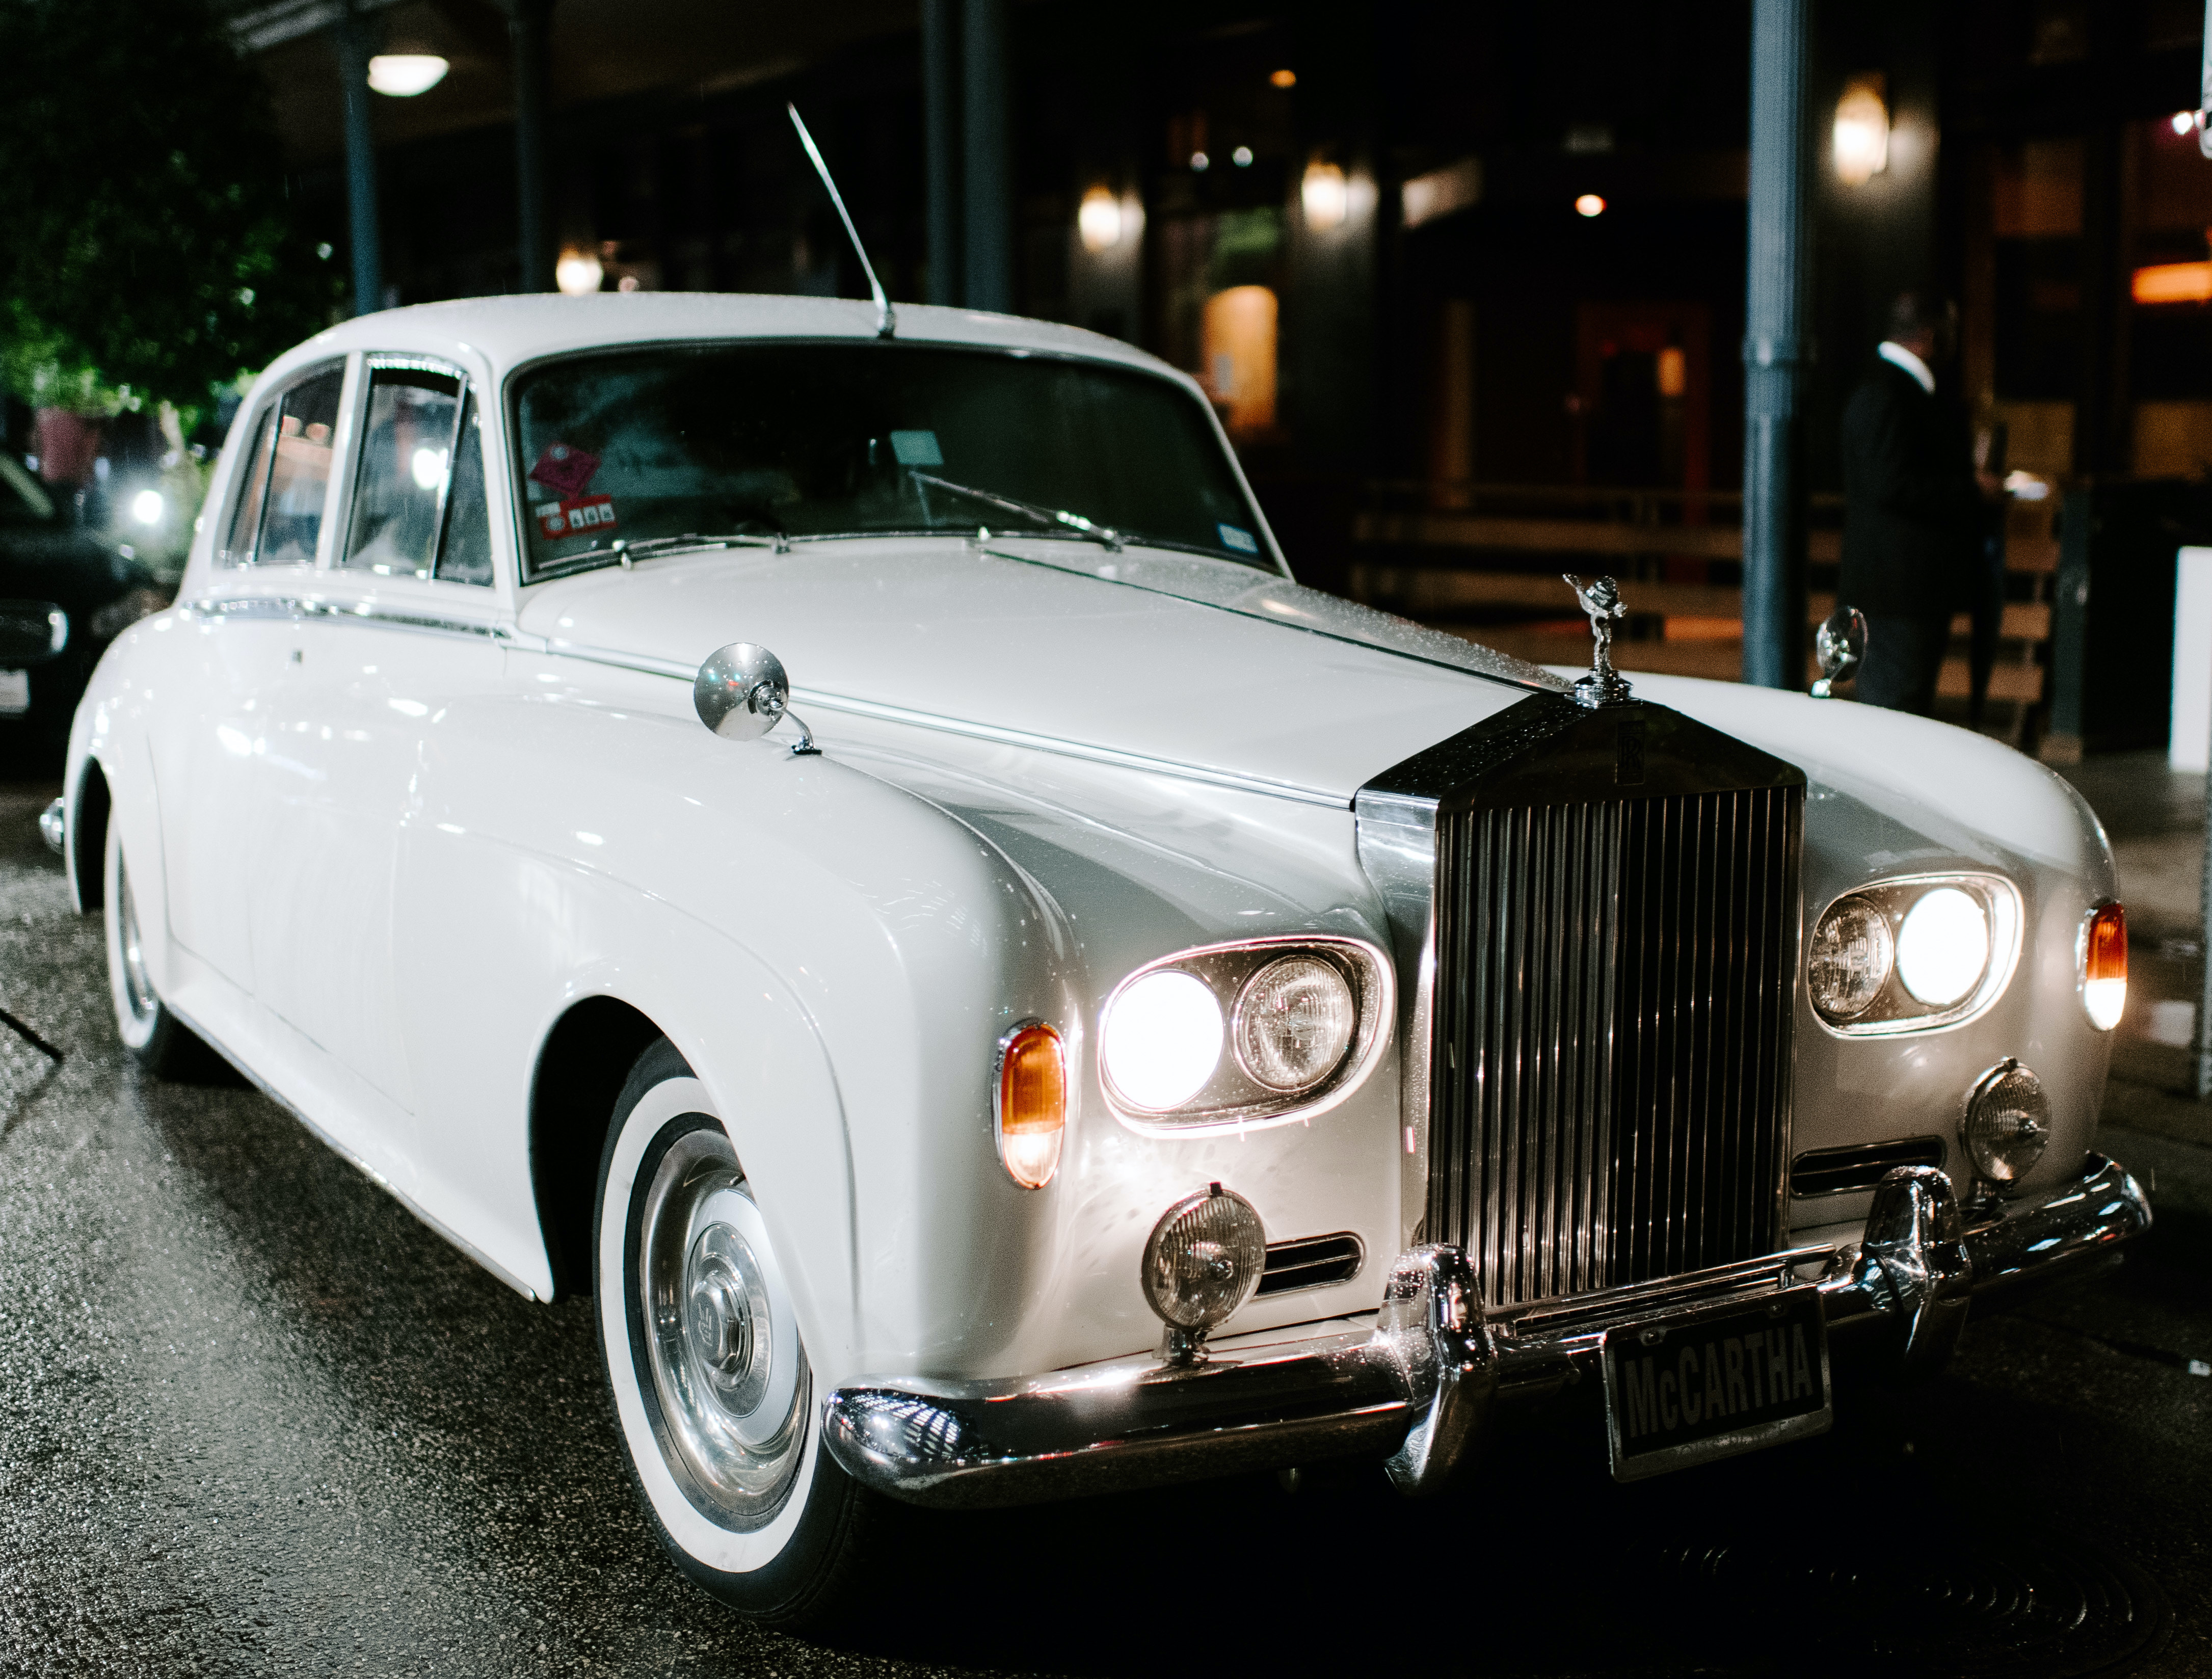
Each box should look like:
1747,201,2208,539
823,1155,2150,1509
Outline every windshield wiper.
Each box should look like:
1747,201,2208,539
608,530,789,567
908,472,1123,552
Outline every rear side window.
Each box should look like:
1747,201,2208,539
257,367,345,567
344,366,462,578
222,363,343,568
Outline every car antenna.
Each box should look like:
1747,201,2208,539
787,102,895,339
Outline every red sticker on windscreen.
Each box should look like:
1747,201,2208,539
537,495,619,540
528,442,600,498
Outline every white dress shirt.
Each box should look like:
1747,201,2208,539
1877,339,1936,395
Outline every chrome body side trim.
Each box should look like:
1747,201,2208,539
184,595,517,644
822,1154,2148,1508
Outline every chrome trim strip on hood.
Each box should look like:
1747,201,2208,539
534,637,1352,808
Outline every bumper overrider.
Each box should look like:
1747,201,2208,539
823,1156,2150,1508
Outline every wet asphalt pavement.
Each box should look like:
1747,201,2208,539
1,765,2209,1679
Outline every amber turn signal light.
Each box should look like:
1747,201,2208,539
2081,902,2126,1031
997,1022,1067,1189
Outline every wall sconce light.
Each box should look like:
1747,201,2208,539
1302,160,1348,232
554,246,605,296
367,54,450,97
1833,74,1889,185
1078,186,1124,253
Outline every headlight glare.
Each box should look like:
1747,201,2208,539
1808,898,1894,1022
1100,970,1221,1111
1895,887,1990,1006
1234,955,1355,1091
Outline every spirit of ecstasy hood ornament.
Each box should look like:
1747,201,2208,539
1563,574,1633,707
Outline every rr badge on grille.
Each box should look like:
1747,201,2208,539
1564,574,1634,708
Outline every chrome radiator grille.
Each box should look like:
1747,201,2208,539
1427,782,1802,1307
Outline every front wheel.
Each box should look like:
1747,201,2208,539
103,815,215,1078
594,1038,884,1628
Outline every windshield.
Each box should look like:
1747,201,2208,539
508,341,1274,578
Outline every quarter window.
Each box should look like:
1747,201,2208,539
437,394,494,585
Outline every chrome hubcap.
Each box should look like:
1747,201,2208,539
637,1127,807,1529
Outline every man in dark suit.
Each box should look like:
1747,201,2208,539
1837,293,1987,714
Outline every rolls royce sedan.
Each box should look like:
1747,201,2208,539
52,294,2148,1626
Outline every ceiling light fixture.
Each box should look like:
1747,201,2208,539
366,54,449,97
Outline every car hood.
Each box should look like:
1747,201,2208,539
516,538,1565,804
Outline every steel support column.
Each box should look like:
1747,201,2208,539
1741,0,1810,690
923,0,960,307
510,0,554,293
961,0,1010,314
333,8,382,316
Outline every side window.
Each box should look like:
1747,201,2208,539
219,406,277,566
436,394,494,585
256,366,346,567
344,366,462,578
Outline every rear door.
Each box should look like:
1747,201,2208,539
153,360,350,995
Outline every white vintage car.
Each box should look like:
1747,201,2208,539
57,295,2148,1625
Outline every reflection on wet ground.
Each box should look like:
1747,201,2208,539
0,761,2206,1677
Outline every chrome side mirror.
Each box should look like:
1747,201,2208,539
1811,607,1867,699
694,642,818,755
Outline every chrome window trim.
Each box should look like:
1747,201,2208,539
1809,870,2023,1038
1094,933,1395,1138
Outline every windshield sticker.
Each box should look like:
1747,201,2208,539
536,495,618,540
889,430,944,466
529,442,601,498
1218,523,1259,553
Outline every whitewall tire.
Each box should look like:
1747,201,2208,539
593,1037,882,1627
103,816,211,1078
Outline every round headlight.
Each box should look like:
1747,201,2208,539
1895,887,1989,1006
1233,955,1355,1092
1962,1059,2050,1185
1140,1183,1267,1332
1809,897,1895,1022
1101,970,1222,1111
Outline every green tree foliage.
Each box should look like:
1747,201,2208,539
0,0,339,416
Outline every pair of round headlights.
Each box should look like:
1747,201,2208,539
1101,954,1357,1113
1808,885,1992,1026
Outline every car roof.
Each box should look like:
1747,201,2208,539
261,294,1185,389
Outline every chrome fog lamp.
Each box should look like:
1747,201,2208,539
1896,887,1990,1006
1141,1183,1266,1364
1101,969,1222,1111
1808,896,1894,1023
1962,1059,2050,1186
1233,955,1355,1091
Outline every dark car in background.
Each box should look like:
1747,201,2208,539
0,456,165,763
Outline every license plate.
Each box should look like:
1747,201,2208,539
0,670,26,714
1602,1286,1831,1482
